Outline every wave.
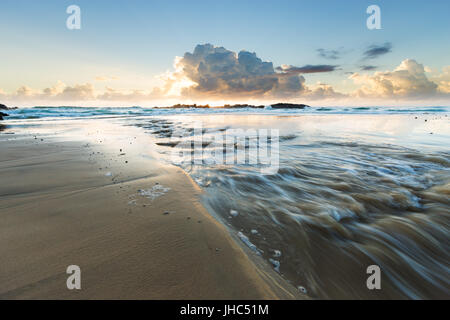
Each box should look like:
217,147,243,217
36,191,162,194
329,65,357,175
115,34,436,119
4,105,449,119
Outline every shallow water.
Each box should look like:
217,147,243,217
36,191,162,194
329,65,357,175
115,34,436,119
129,113,450,299
5,105,450,120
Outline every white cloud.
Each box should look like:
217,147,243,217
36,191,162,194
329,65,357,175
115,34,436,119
350,59,440,99
430,66,450,94
57,83,96,100
95,76,119,81
304,82,346,100
2,82,96,103
97,87,163,102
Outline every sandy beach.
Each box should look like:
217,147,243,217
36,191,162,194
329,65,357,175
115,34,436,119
0,119,302,300
1,110,449,300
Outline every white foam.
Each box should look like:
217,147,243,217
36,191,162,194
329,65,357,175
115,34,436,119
298,286,307,294
237,231,261,255
137,184,171,200
269,258,280,272
230,210,239,217
273,250,282,258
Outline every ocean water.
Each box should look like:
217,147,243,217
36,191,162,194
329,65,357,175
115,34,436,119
3,106,450,299
4,105,450,120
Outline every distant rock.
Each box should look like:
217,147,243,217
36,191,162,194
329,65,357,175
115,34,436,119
0,104,17,111
154,102,307,109
270,103,310,109
157,104,211,109
0,111,8,121
222,104,265,109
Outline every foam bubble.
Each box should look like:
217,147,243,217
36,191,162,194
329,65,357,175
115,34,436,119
137,184,171,200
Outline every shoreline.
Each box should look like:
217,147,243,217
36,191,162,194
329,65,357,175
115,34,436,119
0,119,303,299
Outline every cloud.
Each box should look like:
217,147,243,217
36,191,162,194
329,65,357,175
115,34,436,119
429,66,450,94
304,82,346,100
363,43,392,60
350,59,441,98
2,82,96,103
360,65,378,71
275,64,338,74
2,42,448,106
316,48,341,60
0,80,166,105
167,43,307,99
58,83,96,100
97,87,163,101
95,76,119,81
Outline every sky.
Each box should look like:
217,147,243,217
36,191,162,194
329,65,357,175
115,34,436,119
0,0,449,106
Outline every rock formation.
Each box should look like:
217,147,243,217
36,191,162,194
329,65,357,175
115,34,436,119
270,103,309,109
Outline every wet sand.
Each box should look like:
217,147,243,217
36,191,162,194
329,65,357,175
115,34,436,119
0,120,302,299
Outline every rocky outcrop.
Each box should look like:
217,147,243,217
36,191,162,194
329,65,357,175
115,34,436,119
0,104,11,120
222,104,265,109
0,111,8,121
270,103,310,109
155,103,308,109
0,104,17,110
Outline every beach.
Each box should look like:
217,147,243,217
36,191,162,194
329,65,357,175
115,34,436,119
1,108,449,299
0,119,301,299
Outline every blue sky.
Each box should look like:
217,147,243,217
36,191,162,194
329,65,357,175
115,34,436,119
1,0,449,105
